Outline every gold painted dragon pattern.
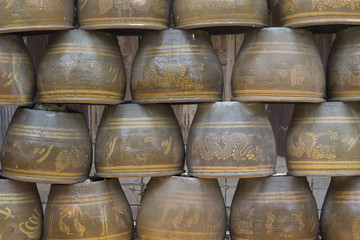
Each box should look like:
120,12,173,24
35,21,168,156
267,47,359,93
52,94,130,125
282,0,360,13
191,132,266,162
287,128,337,160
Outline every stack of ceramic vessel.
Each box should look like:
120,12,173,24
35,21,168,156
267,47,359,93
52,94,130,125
278,0,360,239
0,1,76,239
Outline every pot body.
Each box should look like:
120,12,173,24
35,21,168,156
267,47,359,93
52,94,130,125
95,103,185,177
286,102,360,176
78,0,171,30
0,179,43,240
131,29,223,103
1,107,92,184
187,102,277,178
0,34,35,106
173,0,268,29
230,176,319,240
38,29,126,104
231,27,325,102
280,0,360,32
327,27,360,101
0,0,74,34
321,177,360,240
136,176,227,240
44,179,133,240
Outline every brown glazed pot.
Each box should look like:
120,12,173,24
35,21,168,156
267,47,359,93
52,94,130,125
131,29,223,103
44,178,133,240
187,102,277,178
280,0,360,32
95,103,185,177
0,178,43,240
230,176,319,240
327,27,360,101
321,177,360,240
0,34,35,106
286,102,360,176
173,0,268,30
137,176,227,240
78,0,171,30
37,29,126,104
0,0,74,34
231,27,326,102
0,106,92,184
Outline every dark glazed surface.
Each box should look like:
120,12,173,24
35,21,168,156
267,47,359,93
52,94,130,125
0,0,74,34
78,0,171,30
187,101,277,178
44,179,133,239
38,29,126,104
0,179,43,240
95,103,185,177
137,176,227,240
173,0,268,29
0,34,35,106
230,176,319,240
286,102,360,176
131,29,224,103
1,107,92,184
321,177,360,240
280,0,360,32
327,27,360,101
231,27,326,102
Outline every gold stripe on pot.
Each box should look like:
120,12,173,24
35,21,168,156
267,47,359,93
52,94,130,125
44,179,133,240
0,105,92,184
136,176,227,240
0,178,43,240
187,101,277,178
231,27,326,103
173,0,268,30
328,27,360,101
280,0,360,32
0,0,74,34
78,0,171,30
321,177,360,240
0,35,35,106
286,102,360,176
131,29,223,103
95,103,185,177
37,29,126,105
230,176,319,240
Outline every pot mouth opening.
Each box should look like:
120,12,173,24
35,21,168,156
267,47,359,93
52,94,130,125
23,104,77,113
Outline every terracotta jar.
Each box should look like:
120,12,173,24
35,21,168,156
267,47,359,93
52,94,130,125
1,105,92,184
78,0,171,31
173,0,268,30
286,102,360,176
96,103,185,177
187,102,277,178
280,0,360,32
137,176,227,240
0,0,74,34
230,176,319,240
131,29,223,103
37,29,126,104
231,27,325,102
327,27,360,101
0,178,43,240
0,34,35,106
44,178,133,240
321,176,360,240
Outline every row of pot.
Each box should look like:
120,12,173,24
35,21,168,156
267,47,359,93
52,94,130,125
2,0,360,34
1,100,359,184
2,26,360,106
2,175,360,240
